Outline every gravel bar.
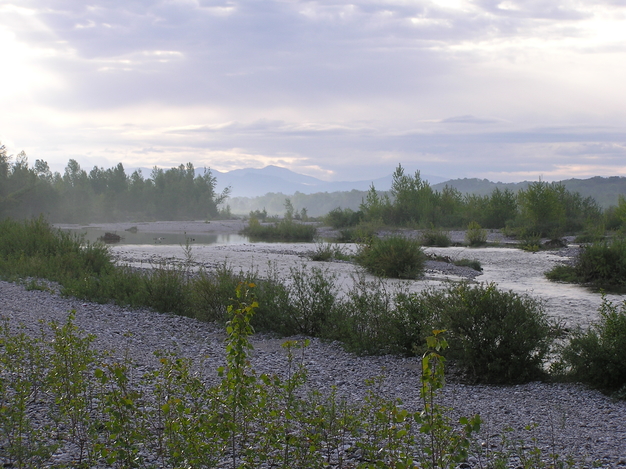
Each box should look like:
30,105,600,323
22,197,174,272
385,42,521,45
1,280,626,467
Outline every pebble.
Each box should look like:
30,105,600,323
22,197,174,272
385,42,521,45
1,279,625,468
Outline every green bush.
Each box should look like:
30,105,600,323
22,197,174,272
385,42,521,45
241,217,317,241
452,258,482,272
465,221,487,246
441,282,556,384
336,221,381,243
355,235,425,279
308,241,350,262
546,237,626,291
420,226,451,247
562,296,626,394
325,275,401,355
575,237,626,290
325,207,363,228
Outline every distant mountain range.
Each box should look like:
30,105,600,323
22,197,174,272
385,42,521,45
210,165,448,198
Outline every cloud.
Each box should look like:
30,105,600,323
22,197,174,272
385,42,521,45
440,115,502,124
2,0,626,184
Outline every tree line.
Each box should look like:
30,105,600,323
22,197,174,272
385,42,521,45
355,164,624,237
0,145,229,223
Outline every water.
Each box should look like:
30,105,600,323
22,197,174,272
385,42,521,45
62,227,250,246
425,246,625,329
109,240,626,329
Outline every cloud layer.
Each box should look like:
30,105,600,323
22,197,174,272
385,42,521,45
1,0,626,182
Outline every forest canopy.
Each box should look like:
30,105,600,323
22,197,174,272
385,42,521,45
0,145,229,223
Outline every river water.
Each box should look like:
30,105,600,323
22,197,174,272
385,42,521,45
108,239,625,330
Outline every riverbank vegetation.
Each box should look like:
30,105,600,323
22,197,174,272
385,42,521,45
240,198,317,241
2,295,593,468
546,237,626,291
1,218,624,397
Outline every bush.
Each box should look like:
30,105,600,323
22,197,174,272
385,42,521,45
336,221,381,243
420,226,451,247
465,221,487,246
241,217,317,242
575,237,626,290
562,296,626,394
546,237,626,291
308,241,350,262
355,235,425,279
325,275,401,355
325,207,363,229
441,282,556,384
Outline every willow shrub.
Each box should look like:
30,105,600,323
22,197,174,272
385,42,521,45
355,235,425,279
241,217,316,242
546,236,626,291
562,296,626,395
440,282,557,384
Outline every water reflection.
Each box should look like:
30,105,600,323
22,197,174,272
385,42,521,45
62,227,250,246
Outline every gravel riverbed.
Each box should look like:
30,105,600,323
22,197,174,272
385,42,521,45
2,279,626,467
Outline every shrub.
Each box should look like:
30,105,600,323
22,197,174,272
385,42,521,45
562,295,626,394
325,207,363,229
336,221,381,243
420,226,451,247
465,221,487,246
575,237,626,290
355,235,425,279
441,282,556,384
308,241,350,262
286,265,338,336
518,230,542,252
545,237,626,291
325,275,401,355
452,258,482,272
241,217,317,242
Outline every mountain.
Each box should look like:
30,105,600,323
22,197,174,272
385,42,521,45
211,165,447,198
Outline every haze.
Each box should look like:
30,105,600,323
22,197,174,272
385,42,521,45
1,0,626,183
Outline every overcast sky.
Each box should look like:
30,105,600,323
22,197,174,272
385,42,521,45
1,0,626,183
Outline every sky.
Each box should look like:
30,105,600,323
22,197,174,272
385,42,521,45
1,0,626,183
